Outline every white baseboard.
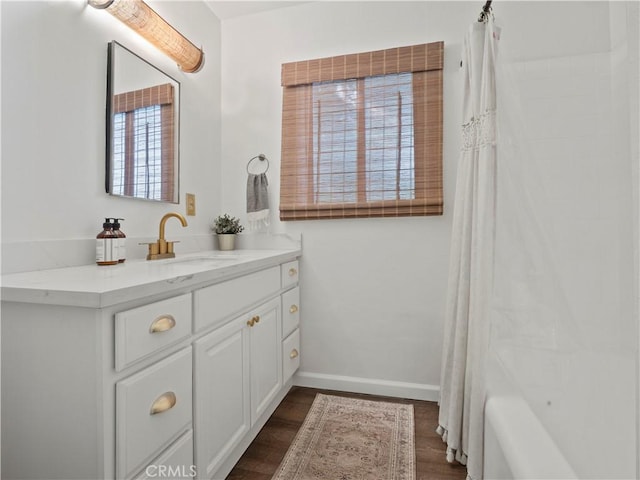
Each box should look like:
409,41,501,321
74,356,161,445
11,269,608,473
293,371,440,402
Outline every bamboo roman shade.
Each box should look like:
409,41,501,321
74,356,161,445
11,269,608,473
112,83,174,114
280,41,443,220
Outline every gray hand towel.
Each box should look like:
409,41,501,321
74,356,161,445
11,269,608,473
247,173,270,230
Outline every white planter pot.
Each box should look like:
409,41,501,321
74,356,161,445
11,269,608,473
217,234,236,251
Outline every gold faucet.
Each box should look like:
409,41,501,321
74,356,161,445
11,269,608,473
143,212,188,260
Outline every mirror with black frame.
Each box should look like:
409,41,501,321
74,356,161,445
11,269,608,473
105,41,180,203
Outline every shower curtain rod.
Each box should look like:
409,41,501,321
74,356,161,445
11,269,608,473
479,0,493,21
461,1,495,66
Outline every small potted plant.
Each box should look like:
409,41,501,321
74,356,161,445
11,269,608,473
212,214,244,251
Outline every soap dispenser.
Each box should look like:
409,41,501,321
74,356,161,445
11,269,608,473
112,218,126,263
96,218,118,266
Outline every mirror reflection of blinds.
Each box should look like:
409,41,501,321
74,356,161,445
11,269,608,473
111,83,175,202
133,106,162,199
312,73,415,205
112,113,126,197
112,106,163,200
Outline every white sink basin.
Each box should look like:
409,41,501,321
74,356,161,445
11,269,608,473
163,255,241,267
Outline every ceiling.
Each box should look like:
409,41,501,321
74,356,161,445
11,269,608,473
205,1,310,20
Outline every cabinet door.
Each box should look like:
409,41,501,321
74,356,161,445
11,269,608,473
194,316,250,480
248,297,283,424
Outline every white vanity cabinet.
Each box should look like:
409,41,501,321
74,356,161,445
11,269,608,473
194,313,251,479
0,249,301,480
114,293,193,372
281,261,301,384
194,297,282,479
248,298,283,421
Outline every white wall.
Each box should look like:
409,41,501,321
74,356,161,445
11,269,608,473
627,2,640,477
219,1,627,398
0,1,221,273
220,1,471,398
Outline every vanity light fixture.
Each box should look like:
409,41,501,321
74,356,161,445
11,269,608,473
89,0,204,73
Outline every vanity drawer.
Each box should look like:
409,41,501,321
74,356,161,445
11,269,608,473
282,329,300,383
115,293,192,372
116,347,193,480
281,260,299,289
194,266,280,332
281,286,300,338
133,430,194,480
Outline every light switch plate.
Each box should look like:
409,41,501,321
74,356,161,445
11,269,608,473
186,193,196,216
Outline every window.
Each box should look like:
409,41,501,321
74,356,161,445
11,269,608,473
280,42,443,220
111,83,175,202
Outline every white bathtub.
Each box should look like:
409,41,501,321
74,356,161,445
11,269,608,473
483,345,636,479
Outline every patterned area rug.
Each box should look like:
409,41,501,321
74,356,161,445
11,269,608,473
272,393,415,480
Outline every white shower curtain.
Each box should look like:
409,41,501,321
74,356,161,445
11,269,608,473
437,16,499,480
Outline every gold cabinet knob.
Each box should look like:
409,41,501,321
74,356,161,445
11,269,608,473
149,315,176,333
150,391,177,415
247,318,255,327
289,304,299,314
253,315,260,324
288,267,298,277
290,349,299,359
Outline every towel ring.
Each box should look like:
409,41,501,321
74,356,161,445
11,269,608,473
246,154,269,174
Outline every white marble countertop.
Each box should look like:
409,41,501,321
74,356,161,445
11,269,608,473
0,249,301,308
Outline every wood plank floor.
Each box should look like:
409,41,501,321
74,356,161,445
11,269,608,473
227,386,467,480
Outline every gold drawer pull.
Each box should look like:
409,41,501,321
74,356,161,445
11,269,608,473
289,304,299,314
290,349,299,359
247,315,260,327
150,391,177,415
254,315,260,324
149,315,176,333
288,267,298,277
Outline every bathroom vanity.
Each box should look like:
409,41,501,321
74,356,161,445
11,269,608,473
1,248,301,480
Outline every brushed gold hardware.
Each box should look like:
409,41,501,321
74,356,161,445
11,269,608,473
159,213,187,245
150,391,177,415
139,242,160,255
289,305,299,314
247,318,255,327
253,315,260,324
146,212,188,260
149,315,176,333
290,349,299,359
288,267,298,277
